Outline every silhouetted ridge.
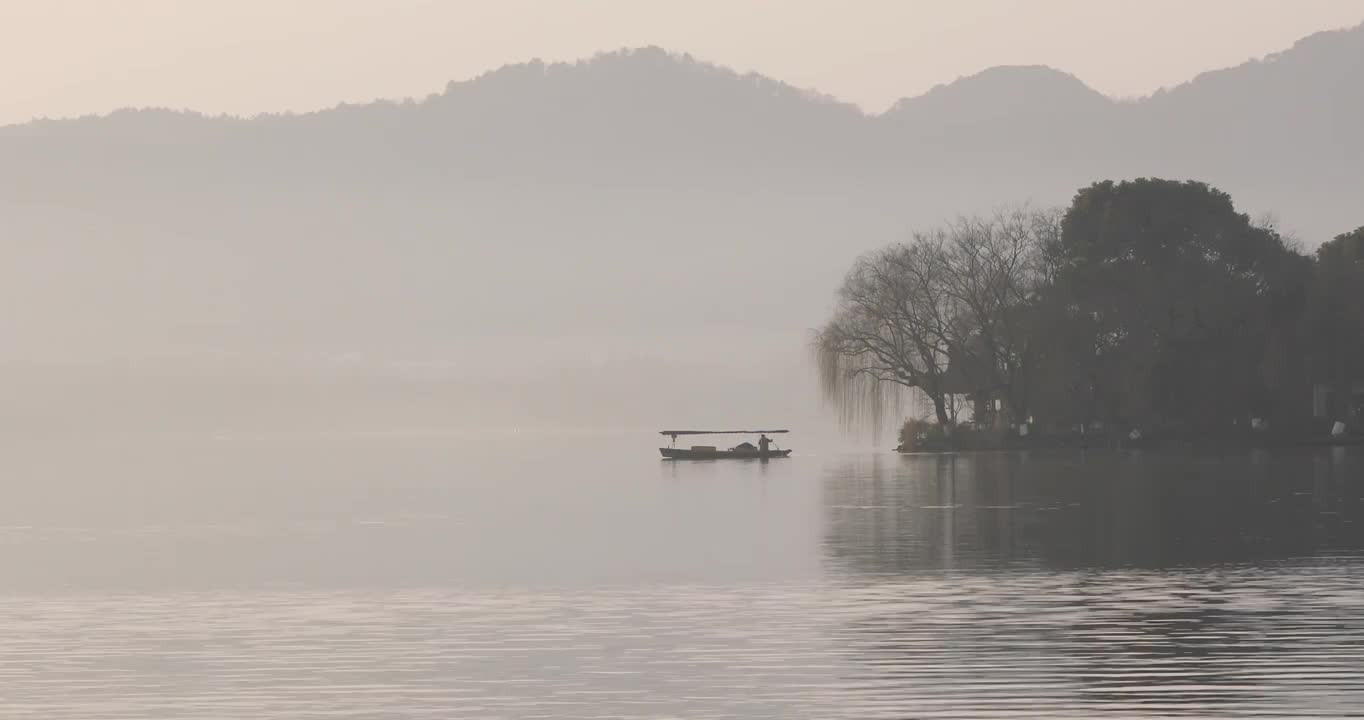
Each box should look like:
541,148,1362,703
874,65,1117,168
1134,23,1363,178
884,65,1111,120
446,47,852,110
414,46,868,177
1152,22,1364,100
0,26,1360,368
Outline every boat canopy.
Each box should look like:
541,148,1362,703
659,429,789,437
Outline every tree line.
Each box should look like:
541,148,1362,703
816,178,1364,444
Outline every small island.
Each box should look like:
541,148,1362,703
815,178,1364,451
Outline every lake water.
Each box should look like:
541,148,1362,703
2,432,1362,718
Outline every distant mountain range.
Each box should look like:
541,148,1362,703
1,23,1360,430
7,23,1359,183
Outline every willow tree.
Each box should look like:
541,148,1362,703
815,208,1058,433
815,234,959,431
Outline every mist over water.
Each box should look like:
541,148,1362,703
4,13,1364,718
2,432,1362,717
4,26,1363,438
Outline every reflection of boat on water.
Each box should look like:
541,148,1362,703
659,429,792,460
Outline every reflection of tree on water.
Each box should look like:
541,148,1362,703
820,449,1364,716
829,564,1364,716
822,453,1022,577
1062,576,1262,712
822,449,1364,575
1065,565,1364,713
1052,449,1364,568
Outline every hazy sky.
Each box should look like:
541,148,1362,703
3,0,1363,125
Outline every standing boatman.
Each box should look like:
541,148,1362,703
758,433,772,456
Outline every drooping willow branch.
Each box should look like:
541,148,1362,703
814,206,1060,436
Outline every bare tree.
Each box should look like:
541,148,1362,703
815,233,961,432
939,207,1060,425
816,207,1059,435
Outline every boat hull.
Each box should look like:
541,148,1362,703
660,448,792,460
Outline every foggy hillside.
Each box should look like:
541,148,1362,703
2,25,1361,437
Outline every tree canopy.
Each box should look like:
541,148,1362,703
1045,179,1309,429
817,179,1361,441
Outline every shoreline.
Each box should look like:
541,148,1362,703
895,433,1364,454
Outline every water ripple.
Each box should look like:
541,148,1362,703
2,567,1364,719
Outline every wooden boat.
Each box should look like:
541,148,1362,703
659,429,792,460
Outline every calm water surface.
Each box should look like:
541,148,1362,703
1,432,1362,718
